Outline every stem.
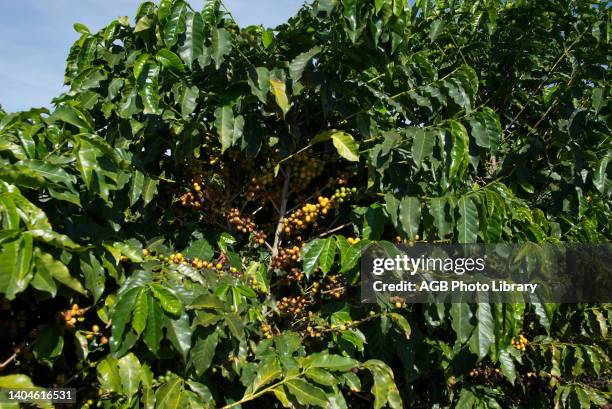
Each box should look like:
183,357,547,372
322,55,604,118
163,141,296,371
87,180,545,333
0,353,17,370
271,166,291,262
221,374,300,409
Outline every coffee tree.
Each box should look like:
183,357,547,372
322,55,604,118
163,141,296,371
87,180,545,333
0,0,610,407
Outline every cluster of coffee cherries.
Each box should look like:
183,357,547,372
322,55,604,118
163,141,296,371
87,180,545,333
168,252,186,264
84,324,108,345
154,249,239,276
227,208,268,245
277,295,312,316
228,208,255,233
58,304,87,329
468,367,502,379
390,296,407,309
303,318,355,340
292,152,323,189
322,275,345,299
281,188,355,236
287,267,305,282
346,237,361,245
271,244,303,270
512,334,529,351
261,323,273,339
179,181,206,209
246,173,276,200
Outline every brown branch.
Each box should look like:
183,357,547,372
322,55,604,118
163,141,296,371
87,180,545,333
0,352,17,371
318,222,351,238
270,166,291,262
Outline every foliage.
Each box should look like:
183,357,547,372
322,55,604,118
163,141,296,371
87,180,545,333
0,0,610,408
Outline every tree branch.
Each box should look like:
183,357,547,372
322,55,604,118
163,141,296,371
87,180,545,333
271,166,291,262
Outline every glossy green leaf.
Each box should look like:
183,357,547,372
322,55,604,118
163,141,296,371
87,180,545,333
410,128,435,168
163,1,187,47
398,196,420,239
457,195,478,243
144,293,164,354
132,288,149,335
178,12,204,68
190,332,218,376
155,49,185,72
117,353,142,397
181,85,199,118
164,312,192,359
469,303,495,360
211,28,232,69
150,283,182,315
285,379,329,407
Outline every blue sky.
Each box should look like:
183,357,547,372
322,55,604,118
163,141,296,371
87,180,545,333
0,0,305,112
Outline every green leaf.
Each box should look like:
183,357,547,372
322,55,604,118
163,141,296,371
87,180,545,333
247,357,282,393
142,176,158,205
73,22,90,34
117,353,142,397
164,312,193,359
132,288,149,336
469,303,495,360
269,77,290,116
398,196,420,239
247,66,270,104
0,235,33,300
155,377,183,408
303,352,359,372
305,367,337,386
15,159,77,187
289,46,322,83
31,251,57,297
429,19,444,42
110,287,139,353
262,29,274,48
215,105,235,153
150,283,182,316
50,106,94,132
35,251,86,295
190,332,218,376
136,60,160,114
499,349,516,384
80,253,105,303
163,0,187,47
457,195,478,243
156,49,185,72
331,131,360,162
32,324,64,367
388,313,411,338
285,379,329,407
450,303,474,344
182,238,213,261
300,237,336,277
178,12,204,68
410,128,435,168
181,85,199,118
468,107,502,151
428,197,453,238
190,293,224,309
144,293,164,353
448,120,469,181
97,357,123,394
128,170,145,206
362,360,402,409
593,157,610,196
211,28,232,69
225,313,244,339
